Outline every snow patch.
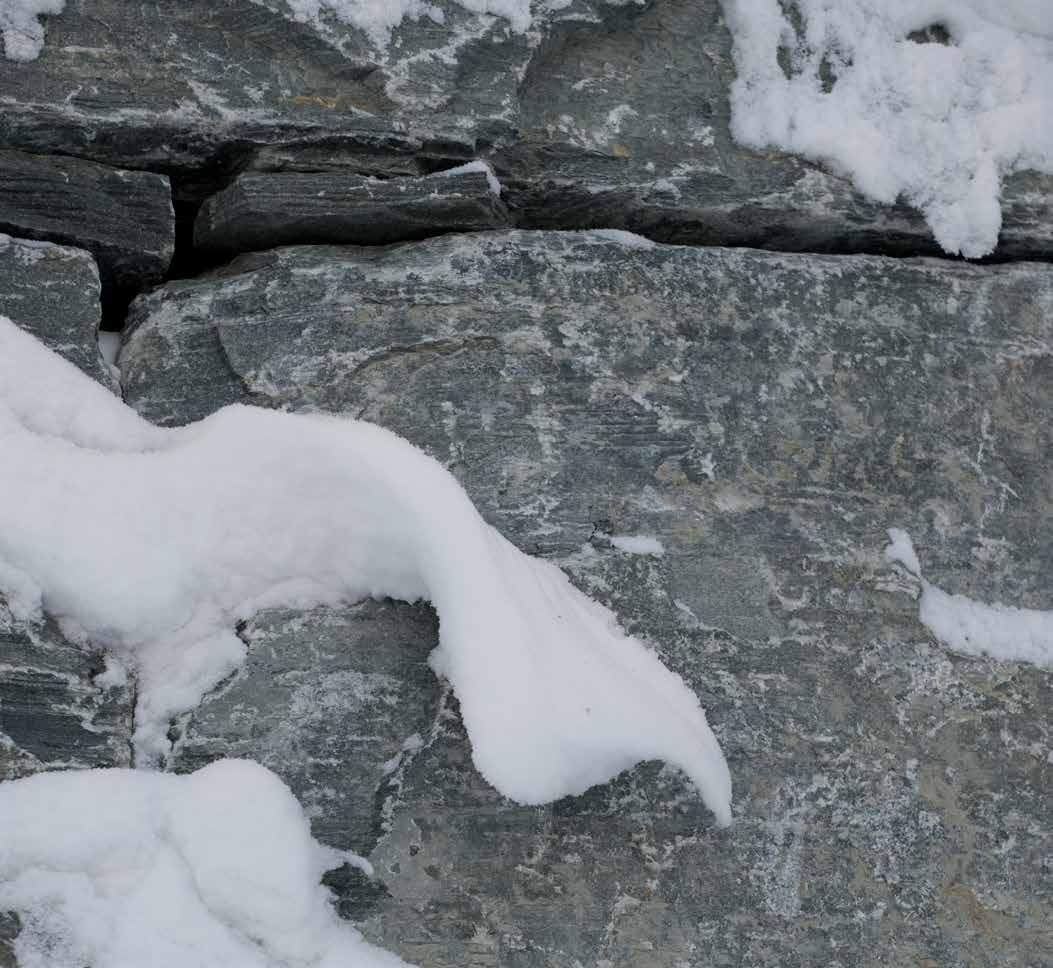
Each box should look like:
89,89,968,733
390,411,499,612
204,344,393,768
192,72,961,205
432,159,503,196
0,759,410,968
885,529,1053,668
0,317,732,826
0,0,63,61
721,0,1053,256
611,534,666,557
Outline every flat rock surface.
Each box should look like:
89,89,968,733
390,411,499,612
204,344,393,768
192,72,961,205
0,232,115,391
124,232,1053,967
0,150,173,302
195,168,509,258
0,0,1048,258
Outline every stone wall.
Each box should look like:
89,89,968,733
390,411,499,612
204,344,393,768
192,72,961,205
1,3,1050,966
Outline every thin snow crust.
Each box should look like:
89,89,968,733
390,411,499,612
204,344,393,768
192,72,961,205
585,229,658,251
885,528,1053,667
250,0,531,48
611,534,665,557
0,317,732,825
0,759,411,968
721,0,1053,256
433,159,503,196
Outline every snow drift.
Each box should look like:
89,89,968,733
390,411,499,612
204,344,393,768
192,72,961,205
0,759,410,968
0,316,732,825
721,0,1053,257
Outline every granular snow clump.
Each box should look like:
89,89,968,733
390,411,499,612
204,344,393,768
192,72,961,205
0,759,410,968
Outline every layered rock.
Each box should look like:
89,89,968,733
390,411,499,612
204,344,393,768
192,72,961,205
0,228,132,796
0,0,1049,258
0,232,115,391
122,232,1053,967
0,150,173,304
195,167,509,258
170,601,442,859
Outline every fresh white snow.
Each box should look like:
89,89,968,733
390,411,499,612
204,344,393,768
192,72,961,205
611,534,666,557
0,0,63,61
885,528,1053,668
721,0,1053,256
0,316,732,825
0,759,410,968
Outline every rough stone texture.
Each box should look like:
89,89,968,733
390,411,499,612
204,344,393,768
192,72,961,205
195,169,509,259
0,593,133,782
0,232,116,391
0,150,173,302
0,234,132,778
123,232,1053,967
0,912,18,968
0,0,1049,258
170,601,442,858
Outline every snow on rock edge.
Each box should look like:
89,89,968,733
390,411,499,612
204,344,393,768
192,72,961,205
0,317,732,826
721,0,1053,257
885,528,1053,668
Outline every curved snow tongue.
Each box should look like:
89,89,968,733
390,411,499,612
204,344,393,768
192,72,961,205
0,317,733,827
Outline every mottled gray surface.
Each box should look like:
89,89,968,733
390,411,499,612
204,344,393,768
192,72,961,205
0,0,1049,258
122,232,1053,967
0,596,132,782
0,232,115,391
170,601,442,858
195,169,509,258
0,150,173,301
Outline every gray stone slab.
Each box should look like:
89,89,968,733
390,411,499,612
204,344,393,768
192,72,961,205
169,601,442,858
0,0,1048,257
0,150,173,302
123,232,1053,966
195,169,509,259
0,232,115,391
0,593,133,782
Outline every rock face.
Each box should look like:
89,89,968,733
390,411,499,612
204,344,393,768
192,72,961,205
0,0,1048,259
3,1,1053,965
0,232,115,391
0,150,173,304
170,601,442,859
194,168,509,258
122,232,1053,967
